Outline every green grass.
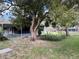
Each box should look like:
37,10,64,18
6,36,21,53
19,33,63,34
29,36,79,59
57,36,79,54
61,36,79,49
0,36,79,59
0,40,11,49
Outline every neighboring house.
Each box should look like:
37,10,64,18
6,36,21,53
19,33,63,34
75,25,79,32
0,19,30,34
0,20,12,29
40,20,79,33
68,27,78,31
0,20,12,35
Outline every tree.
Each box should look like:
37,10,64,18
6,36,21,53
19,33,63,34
12,15,31,31
0,0,79,39
13,0,51,41
0,0,51,41
12,0,79,37
49,0,78,36
60,0,79,36
58,10,77,36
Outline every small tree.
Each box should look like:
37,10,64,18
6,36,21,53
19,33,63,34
12,15,31,31
49,0,78,36
59,10,76,36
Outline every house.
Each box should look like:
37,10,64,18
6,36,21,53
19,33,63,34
0,20,13,35
0,20,12,30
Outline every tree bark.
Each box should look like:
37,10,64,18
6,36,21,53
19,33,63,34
30,30,37,41
30,17,40,41
65,27,69,36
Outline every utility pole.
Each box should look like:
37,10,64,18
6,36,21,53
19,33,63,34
21,25,22,38
20,22,22,38
2,24,4,35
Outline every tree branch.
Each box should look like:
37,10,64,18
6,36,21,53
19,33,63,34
0,5,12,15
34,19,41,31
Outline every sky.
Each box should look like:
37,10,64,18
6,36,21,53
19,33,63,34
0,10,12,20
0,0,12,21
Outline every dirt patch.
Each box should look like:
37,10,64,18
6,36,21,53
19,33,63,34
0,38,60,59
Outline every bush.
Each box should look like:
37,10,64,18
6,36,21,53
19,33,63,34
41,31,65,36
0,33,9,41
40,34,66,41
38,26,44,36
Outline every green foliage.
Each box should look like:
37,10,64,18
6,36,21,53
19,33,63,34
41,31,66,41
61,0,79,9
12,15,31,30
45,21,49,27
58,10,76,27
52,22,57,27
40,34,66,41
49,0,78,28
0,34,8,41
12,0,51,17
41,31,65,35
38,26,44,36
11,0,52,32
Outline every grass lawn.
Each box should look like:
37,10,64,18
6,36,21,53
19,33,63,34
0,40,11,49
0,36,79,59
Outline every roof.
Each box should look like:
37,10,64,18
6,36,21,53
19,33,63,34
0,20,11,24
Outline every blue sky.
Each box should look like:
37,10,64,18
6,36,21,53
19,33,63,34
0,10,12,20
0,0,12,20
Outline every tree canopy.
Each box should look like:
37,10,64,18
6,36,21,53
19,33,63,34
0,0,79,40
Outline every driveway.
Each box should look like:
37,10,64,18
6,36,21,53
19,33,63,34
3,33,31,40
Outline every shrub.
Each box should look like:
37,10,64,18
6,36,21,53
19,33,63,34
40,34,66,41
38,26,44,36
0,33,9,41
41,31,65,36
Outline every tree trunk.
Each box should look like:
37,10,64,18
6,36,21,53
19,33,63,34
29,12,41,41
30,29,37,41
30,16,39,41
65,27,69,36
